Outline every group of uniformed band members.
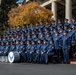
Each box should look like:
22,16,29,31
0,18,76,64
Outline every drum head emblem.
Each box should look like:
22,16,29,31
8,52,14,63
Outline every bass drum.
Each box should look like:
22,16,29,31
8,51,20,63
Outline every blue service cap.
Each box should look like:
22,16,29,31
72,18,75,20
58,19,61,22
31,40,36,43
36,22,39,24
52,20,55,23
63,30,68,33
50,39,54,42
38,39,42,41
43,39,47,42
1,41,3,43
64,19,68,21
55,31,59,34
20,40,25,43
27,39,31,42
15,40,20,42
59,28,63,31
34,38,38,41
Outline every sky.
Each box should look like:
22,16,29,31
17,0,24,2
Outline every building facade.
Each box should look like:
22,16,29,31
24,0,76,24
0,0,75,24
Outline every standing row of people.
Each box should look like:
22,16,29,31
0,18,76,64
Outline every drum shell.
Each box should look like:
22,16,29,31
8,51,20,63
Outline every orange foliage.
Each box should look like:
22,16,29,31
8,2,53,27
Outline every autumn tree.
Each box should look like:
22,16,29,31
8,2,53,27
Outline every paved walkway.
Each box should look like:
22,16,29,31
0,63,76,75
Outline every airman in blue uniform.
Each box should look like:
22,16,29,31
38,28,43,34
71,18,76,28
43,27,49,33
58,29,63,38
3,42,10,56
38,33,45,41
12,26,17,33
15,40,20,52
6,27,11,34
0,42,4,56
27,34,32,41
64,19,71,29
71,25,76,56
25,40,31,63
10,42,15,52
21,35,26,44
29,23,34,31
58,29,63,56
61,31,71,64
33,28,38,35
52,20,57,30
35,22,39,31
49,27,54,36
45,40,55,63
45,33,53,42
32,34,38,44
57,20,63,30
0,42,2,56
45,21,51,30
22,25,27,33
29,41,36,63
17,26,22,32
39,21,45,31
67,28,75,58
34,39,42,63
53,32,61,62
32,29,37,35
2,37,7,44
40,40,48,64
43,28,49,36
71,25,76,43
0,36,1,40
26,24,29,29
19,41,26,62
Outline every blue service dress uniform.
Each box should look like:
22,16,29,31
18,44,26,61
10,43,16,52
3,44,10,56
61,33,71,64
40,42,48,63
64,22,71,29
71,22,76,28
52,24,57,30
25,43,31,62
29,44,37,62
34,42,42,63
0,45,5,56
46,43,55,63
53,33,61,62
57,24,63,30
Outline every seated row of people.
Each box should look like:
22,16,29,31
0,39,55,64
0,29,76,64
